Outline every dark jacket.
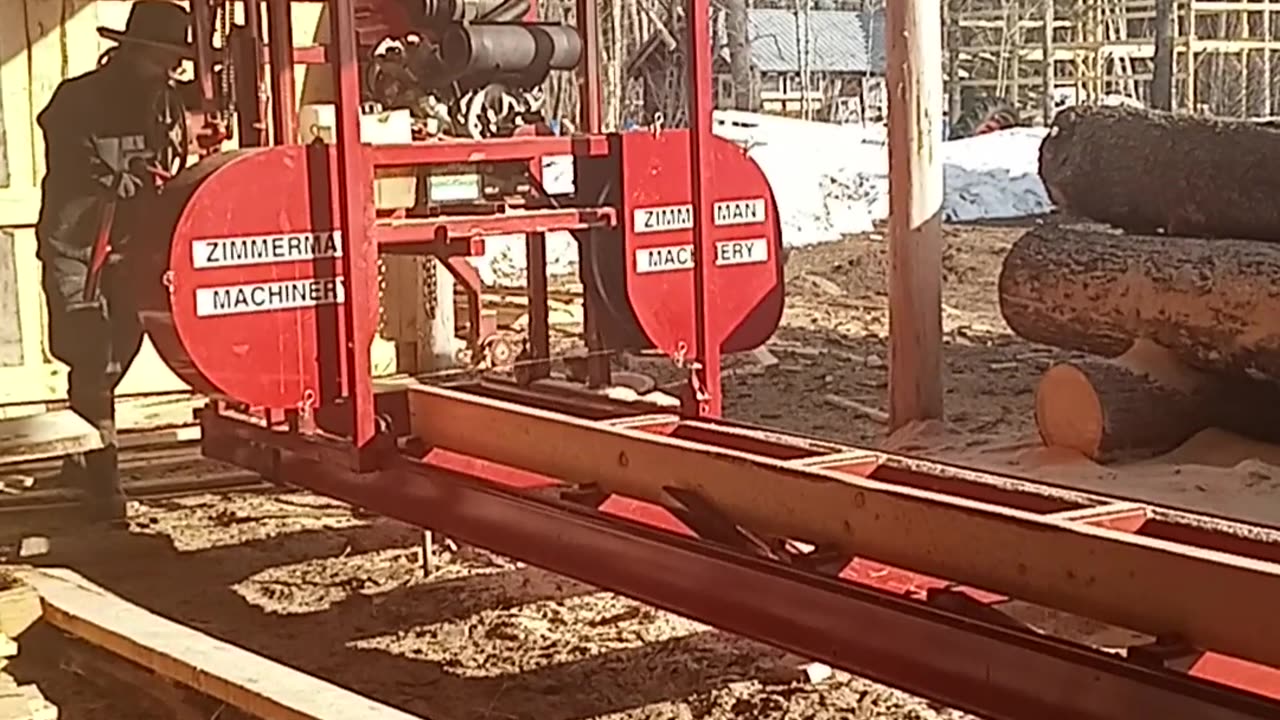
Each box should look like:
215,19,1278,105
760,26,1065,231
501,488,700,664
35,58,185,265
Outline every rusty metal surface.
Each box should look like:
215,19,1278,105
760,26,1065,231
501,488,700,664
199,410,1280,720
407,385,1280,673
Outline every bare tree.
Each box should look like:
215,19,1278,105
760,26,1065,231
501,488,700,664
726,0,755,109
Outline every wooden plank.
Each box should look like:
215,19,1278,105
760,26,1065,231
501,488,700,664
408,385,1280,670
0,684,57,720
0,585,41,638
884,0,945,429
0,410,100,466
0,230,21,367
20,568,425,720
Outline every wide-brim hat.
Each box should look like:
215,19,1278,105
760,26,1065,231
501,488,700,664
98,1,194,59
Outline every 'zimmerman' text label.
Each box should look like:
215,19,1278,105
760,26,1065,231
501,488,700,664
633,204,694,234
192,231,343,269
712,198,766,227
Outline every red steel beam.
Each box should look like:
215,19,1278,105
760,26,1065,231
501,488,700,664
407,385,1280,671
367,137,611,167
373,208,615,246
199,411,1280,720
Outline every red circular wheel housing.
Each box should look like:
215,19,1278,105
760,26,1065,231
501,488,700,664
137,145,369,410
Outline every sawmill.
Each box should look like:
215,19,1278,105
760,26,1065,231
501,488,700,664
1,0,1280,719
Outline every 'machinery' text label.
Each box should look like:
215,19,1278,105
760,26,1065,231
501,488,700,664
194,278,345,317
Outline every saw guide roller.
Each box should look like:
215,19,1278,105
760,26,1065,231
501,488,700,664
117,1,1280,718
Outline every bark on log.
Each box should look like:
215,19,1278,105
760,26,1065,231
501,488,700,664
1036,342,1280,462
998,224,1280,379
1036,344,1215,462
1039,105,1280,240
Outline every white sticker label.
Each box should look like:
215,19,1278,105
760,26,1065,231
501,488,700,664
713,198,767,227
192,231,343,269
634,239,771,274
194,277,346,317
715,237,770,266
633,203,694,234
635,243,695,273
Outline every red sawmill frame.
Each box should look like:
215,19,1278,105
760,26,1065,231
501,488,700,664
200,380,1280,720
194,0,624,470
182,2,1280,718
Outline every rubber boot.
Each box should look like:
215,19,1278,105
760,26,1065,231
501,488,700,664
82,446,128,524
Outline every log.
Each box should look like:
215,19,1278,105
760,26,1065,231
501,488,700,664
1035,343,1220,462
1038,104,1280,240
998,224,1280,380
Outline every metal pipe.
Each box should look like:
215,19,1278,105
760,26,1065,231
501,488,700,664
439,24,582,78
330,0,379,467
191,0,216,109
266,0,297,144
574,0,602,132
240,0,268,146
685,0,721,416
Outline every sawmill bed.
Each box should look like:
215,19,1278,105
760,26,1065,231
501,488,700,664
6,220,1280,719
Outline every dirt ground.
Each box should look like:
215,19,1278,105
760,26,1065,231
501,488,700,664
2,218,1252,720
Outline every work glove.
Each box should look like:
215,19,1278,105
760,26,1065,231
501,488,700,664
108,169,148,199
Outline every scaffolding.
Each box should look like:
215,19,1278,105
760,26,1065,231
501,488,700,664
948,0,1280,121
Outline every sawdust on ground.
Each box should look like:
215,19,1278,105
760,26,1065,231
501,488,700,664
6,218,1280,720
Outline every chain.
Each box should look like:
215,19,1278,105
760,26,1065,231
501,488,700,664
375,256,389,335
217,0,235,124
422,256,438,321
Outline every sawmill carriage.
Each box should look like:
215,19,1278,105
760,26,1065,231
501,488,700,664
138,0,786,445
97,1,1280,718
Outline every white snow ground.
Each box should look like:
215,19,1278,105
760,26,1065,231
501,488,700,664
471,111,1052,286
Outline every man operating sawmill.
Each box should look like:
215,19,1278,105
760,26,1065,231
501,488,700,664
35,1,202,522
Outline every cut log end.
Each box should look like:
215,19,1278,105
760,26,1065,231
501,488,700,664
1034,354,1212,463
1034,363,1107,459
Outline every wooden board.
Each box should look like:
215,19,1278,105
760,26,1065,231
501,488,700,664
20,569,424,720
0,395,206,465
0,412,100,466
0,586,40,638
0,683,56,720
408,384,1280,670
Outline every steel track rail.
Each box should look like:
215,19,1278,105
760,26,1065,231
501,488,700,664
202,411,1280,720
232,444,1280,720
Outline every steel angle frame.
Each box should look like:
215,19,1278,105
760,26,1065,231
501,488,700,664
199,409,1280,720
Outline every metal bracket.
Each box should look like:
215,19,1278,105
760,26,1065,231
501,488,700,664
662,486,782,561
1129,636,1204,673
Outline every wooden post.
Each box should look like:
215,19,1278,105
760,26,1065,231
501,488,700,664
1152,0,1174,111
1266,2,1273,117
1042,0,1056,123
884,0,945,430
1008,0,1023,108
1185,2,1198,111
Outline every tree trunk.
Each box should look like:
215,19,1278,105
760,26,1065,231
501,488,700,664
998,224,1280,379
1039,105,1280,240
725,0,753,110
1036,342,1280,462
1035,344,1214,462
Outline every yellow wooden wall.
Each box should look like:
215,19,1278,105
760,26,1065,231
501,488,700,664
0,0,332,407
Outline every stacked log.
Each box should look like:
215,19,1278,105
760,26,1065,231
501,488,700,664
1000,105,1280,461
1039,104,1280,239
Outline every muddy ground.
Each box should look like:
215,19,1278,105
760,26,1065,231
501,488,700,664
3,221,1055,720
